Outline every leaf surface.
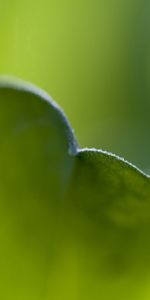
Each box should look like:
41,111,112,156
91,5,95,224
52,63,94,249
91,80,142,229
0,79,149,300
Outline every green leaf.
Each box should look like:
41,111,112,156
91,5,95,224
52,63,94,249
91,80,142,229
0,78,149,300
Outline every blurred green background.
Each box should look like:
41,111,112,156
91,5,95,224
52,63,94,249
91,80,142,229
0,0,150,171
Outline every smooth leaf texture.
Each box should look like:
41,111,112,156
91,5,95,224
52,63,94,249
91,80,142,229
0,78,150,300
